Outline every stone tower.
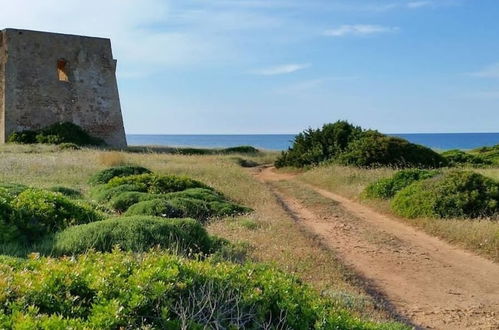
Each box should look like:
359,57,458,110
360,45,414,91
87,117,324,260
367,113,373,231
0,29,127,147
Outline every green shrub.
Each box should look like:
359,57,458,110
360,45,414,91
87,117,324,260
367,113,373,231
6,130,37,144
7,122,104,146
0,197,18,244
90,184,148,203
222,146,259,154
209,200,253,217
233,157,260,168
0,250,404,329
89,165,152,185
124,198,201,219
58,143,81,151
166,188,225,202
48,186,83,199
125,197,251,221
10,189,102,241
364,169,440,199
470,144,499,164
108,191,160,212
391,171,499,219
442,149,492,167
46,216,215,256
339,131,447,168
0,183,29,199
107,173,211,194
276,121,363,168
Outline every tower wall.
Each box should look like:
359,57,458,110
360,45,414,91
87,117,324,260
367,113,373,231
2,29,127,147
0,30,6,143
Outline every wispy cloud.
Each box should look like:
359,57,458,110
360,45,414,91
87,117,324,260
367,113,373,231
407,1,433,9
470,63,499,78
323,25,398,37
275,76,358,94
252,63,311,76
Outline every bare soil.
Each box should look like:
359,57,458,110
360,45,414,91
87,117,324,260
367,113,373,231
254,166,499,330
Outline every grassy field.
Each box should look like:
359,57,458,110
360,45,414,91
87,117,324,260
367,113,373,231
0,144,402,326
298,165,499,262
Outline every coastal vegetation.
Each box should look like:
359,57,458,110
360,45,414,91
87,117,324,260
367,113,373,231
275,121,446,168
7,122,105,146
0,144,404,329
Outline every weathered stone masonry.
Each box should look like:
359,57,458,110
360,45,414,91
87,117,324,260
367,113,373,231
0,29,127,147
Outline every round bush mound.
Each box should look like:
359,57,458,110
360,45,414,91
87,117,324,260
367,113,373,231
222,146,259,154
48,186,83,199
275,121,363,168
89,165,152,185
48,216,215,255
90,183,148,203
391,171,499,219
166,188,225,202
124,198,207,219
364,169,440,199
107,173,211,194
0,251,401,329
10,189,102,241
441,149,492,167
339,131,447,168
0,183,29,199
108,191,160,212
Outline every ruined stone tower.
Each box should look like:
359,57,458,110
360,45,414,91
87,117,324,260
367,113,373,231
0,29,127,147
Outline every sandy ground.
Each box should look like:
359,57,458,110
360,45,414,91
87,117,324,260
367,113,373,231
254,166,499,330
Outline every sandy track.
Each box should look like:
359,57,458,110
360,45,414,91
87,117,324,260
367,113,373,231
254,166,499,330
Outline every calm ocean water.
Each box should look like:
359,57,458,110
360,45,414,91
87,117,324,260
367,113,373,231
126,133,499,151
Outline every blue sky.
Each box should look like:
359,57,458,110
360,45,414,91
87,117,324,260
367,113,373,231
1,0,498,134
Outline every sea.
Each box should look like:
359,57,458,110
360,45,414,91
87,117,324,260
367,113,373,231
126,133,499,151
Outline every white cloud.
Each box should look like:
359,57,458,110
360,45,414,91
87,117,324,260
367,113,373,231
252,63,311,76
470,63,499,78
323,25,398,37
407,1,433,9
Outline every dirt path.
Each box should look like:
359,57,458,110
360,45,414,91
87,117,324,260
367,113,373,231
254,166,499,330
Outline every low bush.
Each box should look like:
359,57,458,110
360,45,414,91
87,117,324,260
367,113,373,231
441,149,491,167
364,169,440,199
125,197,251,221
233,157,260,168
222,146,259,154
108,191,160,212
124,198,197,219
89,165,152,185
338,131,447,168
471,144,499,164
6,130,38,144
58,143,81,151
48,186,83,199
276,120,363,168
10,189,102,242
0,183,28,199
392,171,499,219
166,188,225,202
90,184,148,203
0,250,403,329
0,198,18,244
209,200,253,217
46,216,215,256
7,122,105,146
107,173,211,194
